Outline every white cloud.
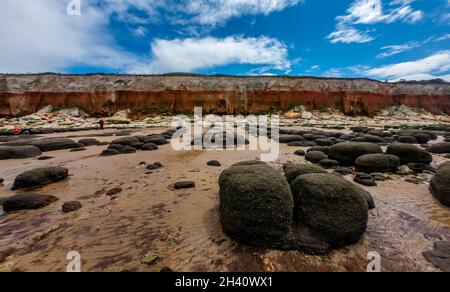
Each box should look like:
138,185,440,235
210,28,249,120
327,25,374,44
131,36,291,73
0,1,294,74
327,0,424,44
0,0,141,73
377,41,420,58
95,0,302,27
182,0,302,26
435,33,450,41
365,51,450,81
132,26,148,37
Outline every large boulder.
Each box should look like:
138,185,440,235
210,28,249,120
110,137,140,146
328,142,383,166
355,154,400,173
142,143,158,151
290,174,369,248
284,163,326,184
414,134,431,144
360,134,386,144
219,161,294,248
279,135,306,144
0,146,42,160
12,167,69,190
386,143,433,165
142,135,169,145
78,138,101,146
397,136,418,144
2,194,58,212
305,151,328,163
30,138,81,152
307,146,330,154
430,162,450,207
428,142,450,154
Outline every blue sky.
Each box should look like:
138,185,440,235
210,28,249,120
0,0,449,81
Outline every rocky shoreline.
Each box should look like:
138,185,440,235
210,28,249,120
0,106,449,272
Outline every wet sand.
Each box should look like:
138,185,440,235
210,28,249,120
0,128,450,272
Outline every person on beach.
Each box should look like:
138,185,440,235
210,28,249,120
99,119,105,130
13,125,21,135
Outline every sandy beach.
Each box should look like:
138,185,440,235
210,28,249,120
1,122,449,272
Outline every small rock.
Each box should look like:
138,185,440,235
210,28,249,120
146,164,160,170
407,163,436,173
141,252,160,265
153,162,163,168
62,201,82,213
405,178,422,185
207,160,222,167
106,187,122,196
354,173,377,187
174,181,196,190
397,165,412,175
70,148,87,152
36,156,54,161
294,150,305,156
423,241,450,272
100,149,120,156
335,167,354,175
34,224,60,241
372,173,387,181
160,266,174,272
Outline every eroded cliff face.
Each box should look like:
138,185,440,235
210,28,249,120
0,74,449,117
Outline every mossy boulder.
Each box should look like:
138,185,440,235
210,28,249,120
110,137,140,146
305,151,328,163
328,142,383,166
355,154,400,173
2,194,58,212
428,142,450,154
12,167,69,190
284,163,326,184
290,174,369,248
386,143,433,165
219,161,294,248
30,138,81,152
0,146,42,160
78,138,101,146
279,135,306,144
430,162,450,207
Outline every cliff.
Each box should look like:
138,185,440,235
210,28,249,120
0,74,449,117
